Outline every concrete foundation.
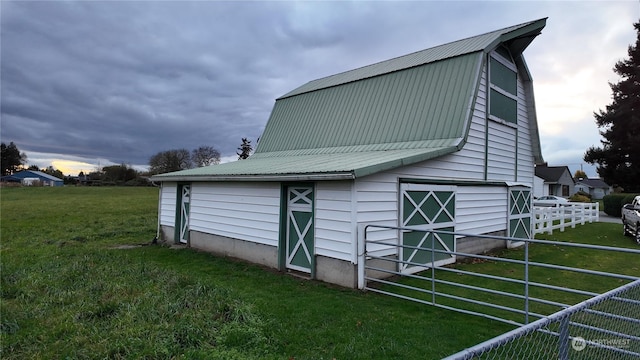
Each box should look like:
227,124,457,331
456,230,508,258
158,226,513,289
315,255,357,288
160,225,175,244
189,230,279,269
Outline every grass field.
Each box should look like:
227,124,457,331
1,187,638,359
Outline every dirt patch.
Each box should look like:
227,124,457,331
112,244,145,249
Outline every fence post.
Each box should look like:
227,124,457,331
431,231,436,305
571,206,576,229
357,224,366,290
524,239,530,324
558,315,570,360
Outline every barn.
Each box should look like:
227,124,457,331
1,170,64,187
151,18,546,288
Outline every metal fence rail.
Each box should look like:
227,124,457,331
533,202,599,235
358,226,640,324
443,279,640,360
358,224,640,359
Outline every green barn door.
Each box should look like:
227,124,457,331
285,185,314,274
176,184,191,244
508,187,532,247
400,184,456,274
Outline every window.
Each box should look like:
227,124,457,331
488,47,518,124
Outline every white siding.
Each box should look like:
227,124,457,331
189,182,281,247
486,121,517,181
315,181,353,262
456,186,508,234
516,71,535,184
159,182,177,226
355,176,399,256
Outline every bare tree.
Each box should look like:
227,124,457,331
149,149,192,175
192,146,221,167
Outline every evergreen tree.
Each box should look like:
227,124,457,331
237,138,253,160
584,22,640,192
1,142,27,176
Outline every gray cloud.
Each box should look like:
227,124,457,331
1,1,637,174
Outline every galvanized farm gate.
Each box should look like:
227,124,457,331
357,225,640,358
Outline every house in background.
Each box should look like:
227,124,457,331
0,170,64,186
534,165,574,198
152,19,547,288
574,178,612,200
533,175,547,198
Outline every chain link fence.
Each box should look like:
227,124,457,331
444,279,640,360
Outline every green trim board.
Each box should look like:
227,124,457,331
398,178,528,187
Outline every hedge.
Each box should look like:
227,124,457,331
603,193,640,217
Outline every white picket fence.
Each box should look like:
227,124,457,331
532,202,600,235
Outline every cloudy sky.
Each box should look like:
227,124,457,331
1,1,638,176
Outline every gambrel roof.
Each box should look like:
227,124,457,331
153,18,546,182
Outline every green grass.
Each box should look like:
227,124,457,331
1,187,512,359
2,187,638,359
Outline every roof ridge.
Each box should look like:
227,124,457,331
278,18,546,99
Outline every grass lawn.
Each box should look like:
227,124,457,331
1,187,511,360
1,187,638,359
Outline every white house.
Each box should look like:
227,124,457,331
574,178,612,200
534,165,575,198
151,19,547,288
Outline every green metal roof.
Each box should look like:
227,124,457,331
279,18,546,99
150,142,459,182
152,18,546,182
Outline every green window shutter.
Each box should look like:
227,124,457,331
490,57,517,95
489,89,517,124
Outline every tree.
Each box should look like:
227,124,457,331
41,166,64,180
1,142,27,176
237,138,253,160
149,149,192,175
192,146,220,167
584,21,640,192
574,170,587,180
102,164,137,184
